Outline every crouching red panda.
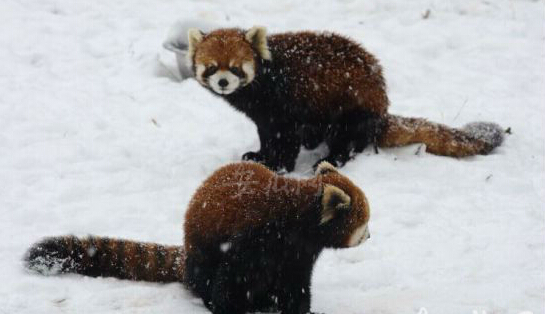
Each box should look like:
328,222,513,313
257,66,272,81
186,26,505,172
25,161,370,314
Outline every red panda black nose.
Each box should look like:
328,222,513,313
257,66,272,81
218,79,229,88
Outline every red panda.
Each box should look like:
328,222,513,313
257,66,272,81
26,161,370,314
187,26,505,172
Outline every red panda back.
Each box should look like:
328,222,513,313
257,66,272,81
183,162,322,252
267,31,389,117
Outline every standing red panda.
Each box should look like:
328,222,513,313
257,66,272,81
25,161,370,314
187,26,504,172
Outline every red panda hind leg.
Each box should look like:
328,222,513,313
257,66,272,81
378,114,504,157
313,111,384,169
195,227,318,314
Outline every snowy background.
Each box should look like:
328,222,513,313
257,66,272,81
1,0,544,313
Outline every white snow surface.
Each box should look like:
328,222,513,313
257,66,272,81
1,0,544,313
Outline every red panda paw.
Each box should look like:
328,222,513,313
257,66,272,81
312,157,346,172
242,151,265,163
242,151,295,173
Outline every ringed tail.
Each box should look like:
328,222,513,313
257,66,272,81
25,235,185,283
378,114,505,157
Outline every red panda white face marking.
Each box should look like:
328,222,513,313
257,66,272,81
196,61,253,95
194,64,206,85
347,223,370,247
241,61,255,83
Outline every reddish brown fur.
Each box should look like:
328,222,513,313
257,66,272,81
25,235,186,283
194,29,255,71
184,162,369,251
185,163,319,250
266,31,388,117
379,115,495,156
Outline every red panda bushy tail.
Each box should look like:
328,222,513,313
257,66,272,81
378,114,505,157
25,235,185,283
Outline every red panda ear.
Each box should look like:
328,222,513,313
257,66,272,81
245,26,272,61
187,28,204,66
320,184,351,225
315,161,338,176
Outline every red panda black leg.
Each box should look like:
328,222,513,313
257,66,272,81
183,251,217,310
278,266,313,314
209,262,248,314
314,113,383,170
312,124,352,169
300,124,324,150
243,125,301,172
241,151,266,163
314,145,352,169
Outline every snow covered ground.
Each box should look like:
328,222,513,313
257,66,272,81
1,0,544,313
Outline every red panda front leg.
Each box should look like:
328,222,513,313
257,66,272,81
278,264,314,314
243,125,301,172
209,261,248,314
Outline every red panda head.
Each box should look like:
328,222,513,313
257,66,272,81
315,162,371,248
187,26,272,95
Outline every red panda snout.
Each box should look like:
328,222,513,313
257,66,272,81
207,70,242,95
346,222,370,247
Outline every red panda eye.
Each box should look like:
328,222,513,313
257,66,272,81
203,66,218,77
229,67,244,78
